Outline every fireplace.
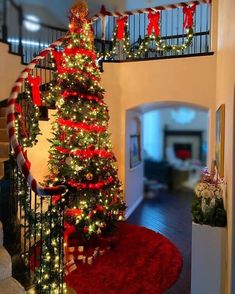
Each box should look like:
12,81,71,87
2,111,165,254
164,130,203,161
174,143,192,160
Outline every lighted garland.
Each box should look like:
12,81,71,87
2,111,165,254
96,2,196,60
15,170,66,293
15,81,41,148
98,24,194,60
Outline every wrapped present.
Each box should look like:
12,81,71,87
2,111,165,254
65,258,77,276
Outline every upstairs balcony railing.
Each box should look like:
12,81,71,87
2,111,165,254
0,0,211,65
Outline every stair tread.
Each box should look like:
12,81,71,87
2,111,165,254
0,247,12,281
0,277,26,294
0,158,8,162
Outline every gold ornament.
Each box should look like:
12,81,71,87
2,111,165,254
71,0,88,20
65,156,73,165
52,166,59,175
86,172,93,181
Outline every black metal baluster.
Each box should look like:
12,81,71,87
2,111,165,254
2,0,7,41
39,196,43,293
200,4,202,53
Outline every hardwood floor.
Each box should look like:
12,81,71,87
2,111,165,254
127,189,193,294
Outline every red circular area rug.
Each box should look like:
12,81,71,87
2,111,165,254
65,223,182,294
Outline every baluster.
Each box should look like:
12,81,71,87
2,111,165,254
2,0,7,41
18,5,23,57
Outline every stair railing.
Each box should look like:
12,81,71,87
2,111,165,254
6,38,67,293
1,0,212,65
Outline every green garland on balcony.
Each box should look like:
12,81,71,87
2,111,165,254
97,23,194,60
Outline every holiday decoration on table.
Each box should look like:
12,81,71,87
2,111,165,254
44,0,126,247
192,160,227,227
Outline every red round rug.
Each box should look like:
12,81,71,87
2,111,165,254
65,223,182,294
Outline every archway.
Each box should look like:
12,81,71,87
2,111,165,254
125,100,210,293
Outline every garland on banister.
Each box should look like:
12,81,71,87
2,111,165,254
94,0,211,59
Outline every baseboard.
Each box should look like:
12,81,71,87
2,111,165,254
125,195,143,219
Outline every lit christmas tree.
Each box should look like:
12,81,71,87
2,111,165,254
45,0,126,241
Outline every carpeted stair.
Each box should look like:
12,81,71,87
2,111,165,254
0,221,25,294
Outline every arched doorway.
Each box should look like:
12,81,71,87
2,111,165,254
125,101,209,293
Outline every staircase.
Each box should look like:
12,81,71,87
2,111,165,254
0,221,25,294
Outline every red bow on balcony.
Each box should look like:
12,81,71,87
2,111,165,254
116,16,128,40
183,4,196,29
28,75,41,107
147,11,160,36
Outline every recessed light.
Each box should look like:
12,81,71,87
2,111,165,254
23,15,41,32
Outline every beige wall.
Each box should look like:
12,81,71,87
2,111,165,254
102,55,217,188
216,0,235,293
125,110,143,216
0,43,24,101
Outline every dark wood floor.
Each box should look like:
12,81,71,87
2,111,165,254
127,189,193,294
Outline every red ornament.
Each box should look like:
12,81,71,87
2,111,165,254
116,16,128,40
28,75,41,106
147,12,160,36
183,4,196,29
96,205,104,213
83,226,89,234
65,208,82,217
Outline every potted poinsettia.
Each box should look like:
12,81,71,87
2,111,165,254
191,160,227,294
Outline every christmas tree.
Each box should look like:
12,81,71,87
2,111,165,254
45,0,126,240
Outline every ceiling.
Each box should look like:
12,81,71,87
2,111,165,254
14,0,187,28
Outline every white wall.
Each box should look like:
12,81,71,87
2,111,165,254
125,110,144,217
143,110,163,160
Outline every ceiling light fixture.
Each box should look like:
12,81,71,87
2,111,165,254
23,15,41,32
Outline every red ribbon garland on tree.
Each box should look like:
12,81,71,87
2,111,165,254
116,16,128,40
55,146,113,159
183,4,196,29
52,51,63,71
68,176,114,190
28,75,41,106
147,11,160,36
57,118,106,133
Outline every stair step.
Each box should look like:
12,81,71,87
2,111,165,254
0,108,6,117
0,222,3,247
0,118,6,128
0,277,25,294
0,158,7,179
0,247,12,281
0,129,8,142
0,143,9,158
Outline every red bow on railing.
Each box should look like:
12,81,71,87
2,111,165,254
183,4,196,29
28,75,41,107
116,16,128,40
147,11,160,36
